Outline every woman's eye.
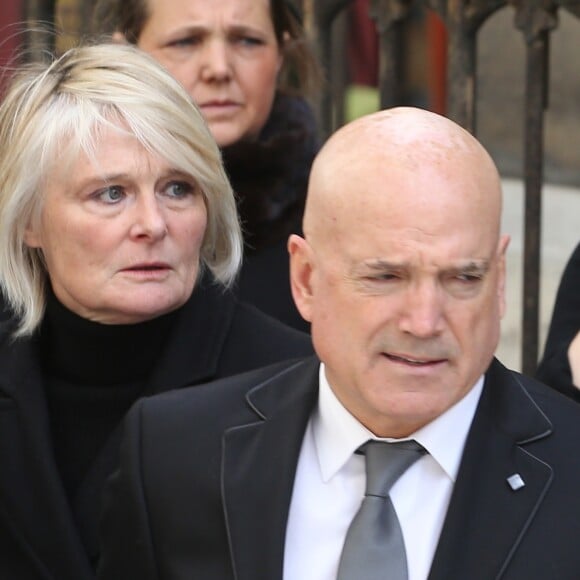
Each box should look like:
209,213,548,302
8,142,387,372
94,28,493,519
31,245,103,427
165,181,195,198
234,35,264,47
96,186,124,204
169,35,202,48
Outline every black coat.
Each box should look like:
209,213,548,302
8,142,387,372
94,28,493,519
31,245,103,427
0,278,313,580
98,357,580,579
224,94,318,333
536,241,580,401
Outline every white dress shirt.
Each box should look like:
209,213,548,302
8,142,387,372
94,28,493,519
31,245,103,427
283,364,483,580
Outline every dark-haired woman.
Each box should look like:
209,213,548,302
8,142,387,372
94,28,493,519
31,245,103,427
93,0,321,331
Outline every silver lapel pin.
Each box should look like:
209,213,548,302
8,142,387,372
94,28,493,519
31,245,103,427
507,473,525,491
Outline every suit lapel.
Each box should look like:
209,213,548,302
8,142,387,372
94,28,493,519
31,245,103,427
429,359,553,580
0,335,92,580
222,358,319,580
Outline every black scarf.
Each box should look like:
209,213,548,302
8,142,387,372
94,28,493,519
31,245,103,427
222,93,319,252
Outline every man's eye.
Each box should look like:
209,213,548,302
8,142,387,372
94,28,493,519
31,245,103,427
454,273,483,283
361,273,400,286
445,272,485,298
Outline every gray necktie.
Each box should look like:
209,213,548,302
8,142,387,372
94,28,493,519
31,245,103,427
337,440,426,580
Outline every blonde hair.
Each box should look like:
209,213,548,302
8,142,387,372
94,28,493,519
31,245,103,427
0,42,243,337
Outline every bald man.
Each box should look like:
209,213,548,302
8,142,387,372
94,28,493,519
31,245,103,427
98,108,580,580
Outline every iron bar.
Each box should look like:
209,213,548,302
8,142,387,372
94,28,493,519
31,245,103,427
512,0,557,374
314,0,354,135
521,32,549,375
369,0,412,109
22,0,56,59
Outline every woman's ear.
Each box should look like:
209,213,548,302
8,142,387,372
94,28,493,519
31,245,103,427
111,31,129,44
23,224,42,249
288,234,314,323
23,209,44,248
276,33,290,75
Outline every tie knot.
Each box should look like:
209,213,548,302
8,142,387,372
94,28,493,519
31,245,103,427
361,440,425,497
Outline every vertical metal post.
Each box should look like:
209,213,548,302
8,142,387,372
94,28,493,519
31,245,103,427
521,31,549,375
445,0,477,132
370,0,412,109
512,0,557,374
443,0,506,133
22,0,56,59
313,0,354,136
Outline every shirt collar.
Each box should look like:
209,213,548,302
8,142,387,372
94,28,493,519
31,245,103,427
313,363,484,483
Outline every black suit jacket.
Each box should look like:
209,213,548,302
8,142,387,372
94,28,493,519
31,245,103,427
0,280,313,580
98,356,580,580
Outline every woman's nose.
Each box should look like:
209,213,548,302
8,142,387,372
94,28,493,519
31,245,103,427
129,195,168,241
200,39,232,82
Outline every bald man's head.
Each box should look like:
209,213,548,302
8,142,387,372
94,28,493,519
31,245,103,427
289,106,509,438
303,107,502,248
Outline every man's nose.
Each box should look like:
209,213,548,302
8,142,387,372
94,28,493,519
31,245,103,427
398,281,445,338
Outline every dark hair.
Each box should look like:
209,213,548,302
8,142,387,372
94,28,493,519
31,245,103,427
92,0,148,44
91,0,321,98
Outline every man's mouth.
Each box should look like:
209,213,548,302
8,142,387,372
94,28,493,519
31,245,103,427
384,353,446,366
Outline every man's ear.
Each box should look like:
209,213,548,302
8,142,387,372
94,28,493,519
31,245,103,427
288,234,314,323
497,234,510,319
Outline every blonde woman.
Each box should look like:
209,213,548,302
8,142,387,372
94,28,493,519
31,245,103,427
0,42,311,580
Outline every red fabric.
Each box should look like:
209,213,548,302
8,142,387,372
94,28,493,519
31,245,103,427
348,0,379,87
427,12,447,114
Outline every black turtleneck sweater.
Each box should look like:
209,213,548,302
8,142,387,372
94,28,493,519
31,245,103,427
40,291,179,501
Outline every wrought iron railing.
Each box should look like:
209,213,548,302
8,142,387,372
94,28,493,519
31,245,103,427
303,0,580,376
